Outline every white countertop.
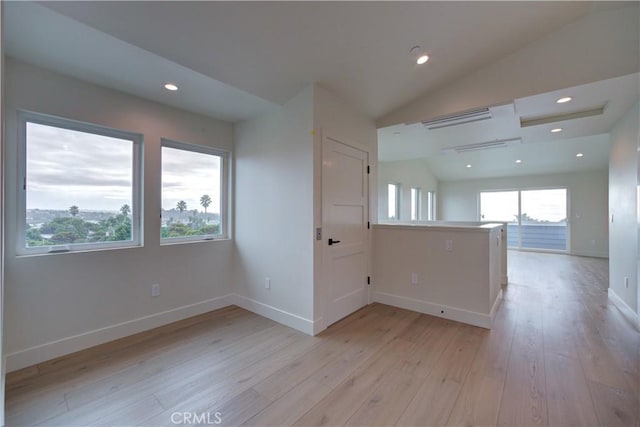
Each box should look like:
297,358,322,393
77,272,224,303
373,221,504,233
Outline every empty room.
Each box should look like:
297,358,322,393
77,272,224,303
0,2,639,427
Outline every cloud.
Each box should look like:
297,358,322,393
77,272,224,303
25,122,223,213
26,123,134,210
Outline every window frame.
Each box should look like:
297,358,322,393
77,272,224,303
387,183,401,220
426,190,437,221
17,110,143,255
160,138,230,245
478,187,569,252
410,187,422,221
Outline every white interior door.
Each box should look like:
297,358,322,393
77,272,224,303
322,135,369,326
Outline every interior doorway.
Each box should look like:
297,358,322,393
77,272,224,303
322,135,369,326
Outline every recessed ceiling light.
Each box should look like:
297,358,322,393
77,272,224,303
466,164,472,168
551,128,563,133
515,159,522,164
410,46,429,65
557,96,572,104
576,153,584,158
417,55,429,65
164,83,178,91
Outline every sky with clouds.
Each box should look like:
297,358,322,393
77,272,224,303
480,189,567,222
26,123,220,213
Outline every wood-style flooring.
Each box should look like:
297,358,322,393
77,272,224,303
6,251,639,426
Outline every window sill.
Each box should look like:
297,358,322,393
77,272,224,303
15,243,143,258
160,237,231,247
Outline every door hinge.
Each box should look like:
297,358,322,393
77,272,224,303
367,276,371,285
23,177,26,190
367,221,370,229
367,165,370,174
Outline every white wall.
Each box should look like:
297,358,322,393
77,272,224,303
379,5,640,127
439,170,609,258
609,102,639,314
377,159,438,221
234,84,377,334
4,59,235,371
312,84,377,331
373,224,503,328
233,85,315,331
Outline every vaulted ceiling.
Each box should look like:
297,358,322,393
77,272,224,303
5,1,639,181
12,1,596,120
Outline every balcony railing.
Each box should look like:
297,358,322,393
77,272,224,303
506,223,567,251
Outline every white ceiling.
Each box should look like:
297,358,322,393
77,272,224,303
4,2,276,122
4,2,638,182
378,73,639,180
40,1,593,119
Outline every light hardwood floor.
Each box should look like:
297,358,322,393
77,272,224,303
6,251,639,426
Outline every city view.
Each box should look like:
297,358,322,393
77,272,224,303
26,197,221,247
24,121,223,248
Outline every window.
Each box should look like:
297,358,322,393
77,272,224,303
410,187,422,221
19,111,142,254
387,183,400,220
161,139,228,243
480,188,567,251
426,191,437,221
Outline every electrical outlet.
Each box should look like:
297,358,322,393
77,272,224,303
411,273,418,285
265,277,271,290
445,239,453,252
151,283,160,297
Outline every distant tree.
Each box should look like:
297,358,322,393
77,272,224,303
200,194,212,217
199,224,220,235
26,227,43,244
40,217,89,239
113,220,131,241
167,222,191,237
176,200,187,217
120,204,131,216
69,205,79,217
50,231,79,244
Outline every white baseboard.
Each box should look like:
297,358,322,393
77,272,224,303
232,295,315,335
313,317,326,335
571,250,609,259
608,288,639,328
373,291,495,329
6,294,235,373
490,289,504,320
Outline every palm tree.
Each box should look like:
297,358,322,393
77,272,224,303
176,200,187,217
69,205,79,217
120,204,131,216
200,194,211,214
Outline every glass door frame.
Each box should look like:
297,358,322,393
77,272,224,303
478,186,570,253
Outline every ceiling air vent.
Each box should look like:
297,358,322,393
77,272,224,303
421,108,492,130
441,137,522,154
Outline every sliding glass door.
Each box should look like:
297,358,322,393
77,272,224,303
520,189,568,250
480,188,568,251
480,191,519,247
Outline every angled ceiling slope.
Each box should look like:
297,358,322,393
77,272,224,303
43,1,593,119
4,2,276,122
378,2,639,128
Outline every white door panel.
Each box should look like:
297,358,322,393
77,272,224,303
322,136,369,326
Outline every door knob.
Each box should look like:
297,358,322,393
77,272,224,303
328,238,341,246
